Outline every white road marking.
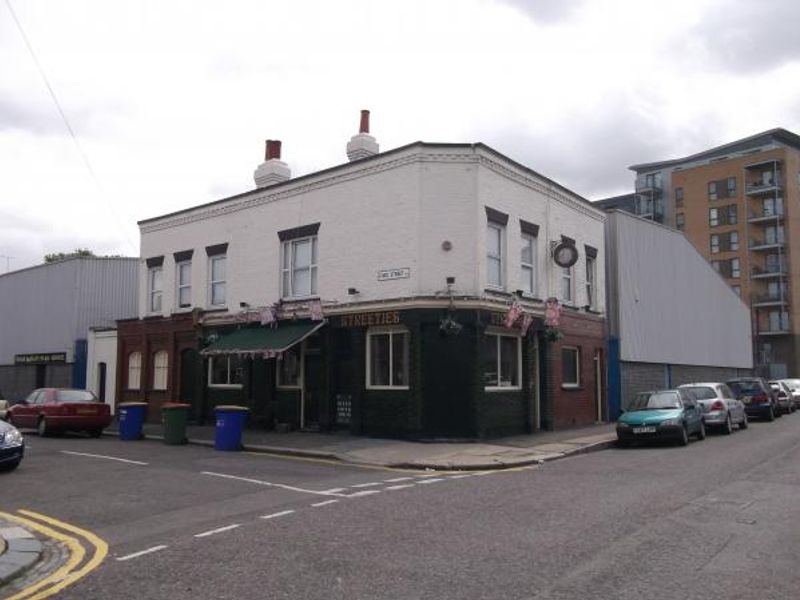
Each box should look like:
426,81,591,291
61,451,148,466
194,524,241,538
347,490,381,498
201,471,345,497
320,488,347,494
385,484,415,491
448,474,473,479
260,510,296,520
384,477,413,483
116,545,168,561
417,478,444,484
350,482,382,488
311,499,339,507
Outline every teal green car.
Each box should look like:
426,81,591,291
617,389,706,447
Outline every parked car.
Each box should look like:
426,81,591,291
678,382,748,434
617,389,706,447
8,388,112,437
776,379,800,408
0,399,8,421
726,377,780,421
0,419,24,471
770,380,796,414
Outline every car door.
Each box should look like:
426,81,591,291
720,384,742,421
681,390,702,432
16,390,40,427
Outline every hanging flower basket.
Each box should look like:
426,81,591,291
544,327,563,343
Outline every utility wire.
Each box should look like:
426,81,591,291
4,0,138,254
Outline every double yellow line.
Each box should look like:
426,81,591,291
0,510,107,600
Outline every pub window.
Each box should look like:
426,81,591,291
209,355,244,388
562,347,580,388
152,350,168,390
366,328,409,389
128,351,142,390
708,181,718,201
483,331,521,390
276,347,301,388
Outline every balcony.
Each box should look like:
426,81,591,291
749,237,785,251
757,327,791,336
752,294,790,308
751,264,787,279
745,179,783,196
748,208,784,224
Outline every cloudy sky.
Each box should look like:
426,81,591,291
2,0,800,272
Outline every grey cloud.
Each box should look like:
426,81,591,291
0,95,128,138
497,0,584,24
685,0,800,73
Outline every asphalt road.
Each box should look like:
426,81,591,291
4,414,800,600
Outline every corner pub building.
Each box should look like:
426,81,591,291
117,113,607,438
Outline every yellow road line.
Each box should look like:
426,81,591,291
13,510,108,600
0,511,85,600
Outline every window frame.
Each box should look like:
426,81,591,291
208,355,244,389
729,231,739,251
561,266,573,303
727,176,737,196
128,351,142,391
710,234,720,254
675,213,685,231
281,235,319,299
152,350,168,391
484,329,522,391
727,204,738,225
176,260,192,310
276,346,302,389
208,255,227,307
709,207,719,227
585,256,596,309
520,232,537,296
708,181,718,201
731,258,740,279
674,187,684,207
486,221,505,289
366,327,410,390
561,346,581,389
148,266,163,314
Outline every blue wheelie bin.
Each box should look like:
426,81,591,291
214,405,249,451
118,402,148,441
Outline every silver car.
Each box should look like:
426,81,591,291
769,381,796,414
678,383,748,434
776,379,800,408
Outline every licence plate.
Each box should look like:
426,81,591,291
632,426,656,434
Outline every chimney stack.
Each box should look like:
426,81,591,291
254,139,291,188
347,109,379,162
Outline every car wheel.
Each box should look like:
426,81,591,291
697,420,706,441
739,413,749,430
723,414,733,435
767,407,775,422
88,428,103,438
37,417,50,437
678,425,689,446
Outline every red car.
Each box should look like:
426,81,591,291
8,388,112,437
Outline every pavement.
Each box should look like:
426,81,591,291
0,422,616,589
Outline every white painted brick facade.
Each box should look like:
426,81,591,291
138,144,606,319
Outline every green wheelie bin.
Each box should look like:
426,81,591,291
162,402,191,445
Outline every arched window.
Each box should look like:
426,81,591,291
153,350,169,390
128,352,142,390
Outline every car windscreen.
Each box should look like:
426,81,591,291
727,381,762,396
681,386,717,400
629,392,681,410
55,390,98,403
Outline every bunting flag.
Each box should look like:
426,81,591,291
520,313,533,336
310,299,324,321
544,297,562,328
259,306,277,327
504,300,523,328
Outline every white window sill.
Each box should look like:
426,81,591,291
561,384,580,390
208,383,243,389
485,386,522,392
366,386,410,391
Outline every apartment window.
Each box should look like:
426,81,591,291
711,260,721,273
676,213,685,231
483,331,521,390
127,352,142,390
585,255,596,309
764,197,784,217
727,204,738,225
727,177,737,196
675,187,684,207
768,311,789,332
729,231,739,251
732,285,741,297
562,347,580,388
710,234,720,254
561,266,573,303
708,181,718,201
152,350,168,390
709,208,719,227
276,347,301,388
176,261,192,309
520,232,537,295
487,222,504,288
367,328,409,389
765,225,785,245
281,236,319,298
148,266,163,313
731,258,740,278
209,355,244,388
209,256,226,306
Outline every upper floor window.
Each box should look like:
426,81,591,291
176,261,192,309
729,231,739,251
148,266,163,313
282,236,318,298
561,266,573,303
732,285,741,297
209,255,227,306
585,256,596,309
709,208,719,227
727,177,737,196
727,204,738,225
676,213,685,231
487,222,504,288
710,234,720,254
520,232,537,295
128,352,142,390
152,350,168,390
731,258,740,278
708,181,718,201
675,187,684,207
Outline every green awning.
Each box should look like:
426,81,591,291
200,320,325,356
